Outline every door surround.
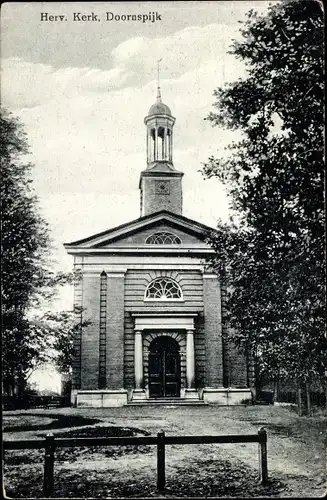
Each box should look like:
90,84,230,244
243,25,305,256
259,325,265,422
143,331,187,396
133,313,196,331
132,313,197,398
148,336,181,397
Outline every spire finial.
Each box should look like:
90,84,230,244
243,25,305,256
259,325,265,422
157,58,162,102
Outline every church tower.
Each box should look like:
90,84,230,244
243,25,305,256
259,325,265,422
139,84,184,216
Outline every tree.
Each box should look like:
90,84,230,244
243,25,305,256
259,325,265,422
1,109,72,395
202,0,325,413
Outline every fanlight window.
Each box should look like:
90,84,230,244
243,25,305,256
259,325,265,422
145,232,181,244
145,278,183,301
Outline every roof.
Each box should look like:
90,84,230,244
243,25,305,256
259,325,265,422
147,86,172,116
64,210,217,249
148,101,172,116
146,161,177,172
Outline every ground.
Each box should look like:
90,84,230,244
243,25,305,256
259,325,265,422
3,404,326,498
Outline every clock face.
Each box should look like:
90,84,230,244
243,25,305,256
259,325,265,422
155,180,170,194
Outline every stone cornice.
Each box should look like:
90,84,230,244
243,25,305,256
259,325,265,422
66,246,214,256
140,170,184,178
131,312,199,317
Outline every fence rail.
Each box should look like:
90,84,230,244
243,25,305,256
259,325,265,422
3,428,268,497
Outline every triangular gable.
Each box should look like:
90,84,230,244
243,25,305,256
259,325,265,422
64,210,216,249
94,223,205,247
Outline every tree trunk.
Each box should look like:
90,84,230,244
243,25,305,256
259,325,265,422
297,383,303,417
18,374,27,397
3,375,15,396
273,379,279,402
305,381,312,417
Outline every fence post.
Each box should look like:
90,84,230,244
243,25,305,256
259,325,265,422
43,433,55,497
258,427,268,484
157,430,165,491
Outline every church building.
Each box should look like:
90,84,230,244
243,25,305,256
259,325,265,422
64,84,254,407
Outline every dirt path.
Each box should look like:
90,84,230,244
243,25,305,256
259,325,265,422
98,405,325,497
3,405,326,497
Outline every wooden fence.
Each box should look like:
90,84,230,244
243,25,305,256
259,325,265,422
3,428,268,497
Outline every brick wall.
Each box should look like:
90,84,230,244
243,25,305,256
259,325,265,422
221,282,250,388
75,266,250,393
106,273,125,389
124,311,135,390
227,331,248,387
194,316,206,388
74,256,254,393
141,175,183,215
72,264,82,390
124,269,205,390
124,269,203,314
80,274,100,389
203,274,224,386
98,272,107,388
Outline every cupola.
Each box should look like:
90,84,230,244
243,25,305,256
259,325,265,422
139,68,183,217
144,85,175,165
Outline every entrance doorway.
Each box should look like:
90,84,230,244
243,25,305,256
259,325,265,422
148,336,181,398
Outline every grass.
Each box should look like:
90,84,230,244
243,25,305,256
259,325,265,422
3,413,100,432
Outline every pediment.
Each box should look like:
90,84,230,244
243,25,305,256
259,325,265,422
64,210,215,250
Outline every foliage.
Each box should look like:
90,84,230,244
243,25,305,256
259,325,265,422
1,109,49,311
202,0,325,386
38,306,89,376
1,109,74,393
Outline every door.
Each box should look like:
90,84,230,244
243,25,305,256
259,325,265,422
148,336,180,398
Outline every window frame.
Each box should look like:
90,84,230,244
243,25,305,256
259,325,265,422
144,277,184,302
145,232,182,245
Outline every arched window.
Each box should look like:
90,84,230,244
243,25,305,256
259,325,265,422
145,277,183,301
145,232,181,244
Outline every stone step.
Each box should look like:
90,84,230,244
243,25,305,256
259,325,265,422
128,398,206,406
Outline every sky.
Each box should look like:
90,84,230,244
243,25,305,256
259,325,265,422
2,1,275,389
